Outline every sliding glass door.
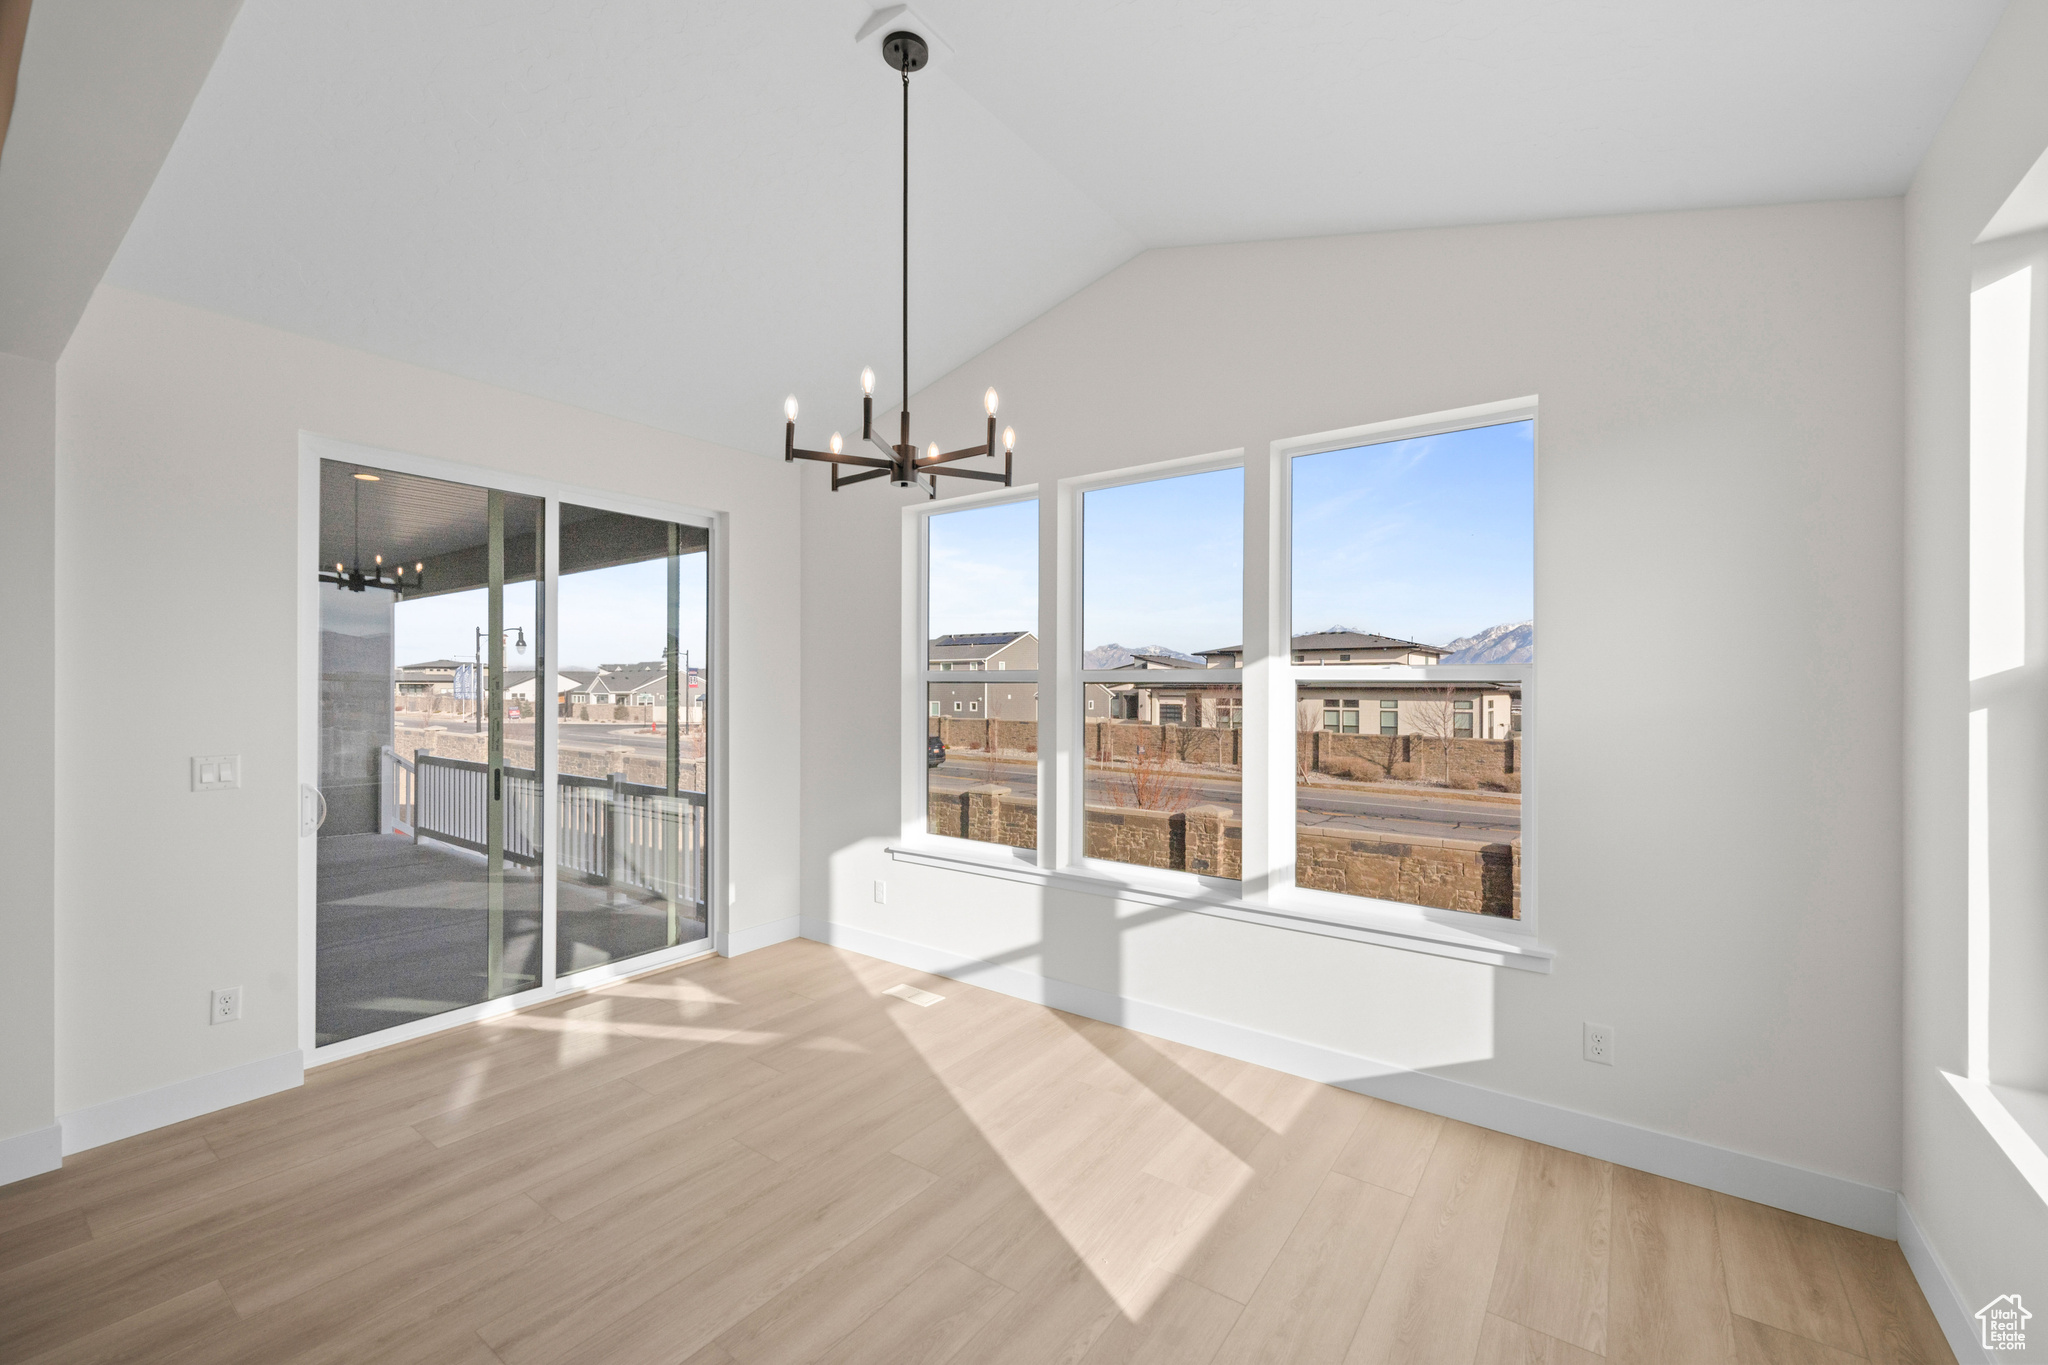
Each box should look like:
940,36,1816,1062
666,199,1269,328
313,455,715,1050
555,504,711,974
315,461,544,1046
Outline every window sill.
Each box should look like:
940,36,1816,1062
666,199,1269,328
1943,1071,2048,1209
884,841,1554,973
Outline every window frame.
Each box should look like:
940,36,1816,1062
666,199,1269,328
900,482,1044,864
894,398,1549,972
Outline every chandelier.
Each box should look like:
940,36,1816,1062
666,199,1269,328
320,469,422,594
783,30,1015,499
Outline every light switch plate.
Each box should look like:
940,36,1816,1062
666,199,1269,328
192,755,241,791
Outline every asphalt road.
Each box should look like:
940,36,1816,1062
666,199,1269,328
929,757,1519,842
448,721,703,761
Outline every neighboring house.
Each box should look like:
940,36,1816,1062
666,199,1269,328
1100,651,1240,727
928,632,1038,721
1296,681,1517,740
396,658,467,695
1199,631,1450,667
555,662,705,716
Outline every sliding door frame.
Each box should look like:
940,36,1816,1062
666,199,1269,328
296,433,728,1067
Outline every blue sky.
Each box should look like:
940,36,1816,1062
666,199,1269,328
392,555,708,672
1085,467,1244,654
1293,420,1533,648
929,500,1037,638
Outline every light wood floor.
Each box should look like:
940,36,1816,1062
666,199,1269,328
0,940,1953,1365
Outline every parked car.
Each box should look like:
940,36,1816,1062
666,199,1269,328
926,735,946,769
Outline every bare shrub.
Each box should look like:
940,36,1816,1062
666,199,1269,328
1447,774,1479,791
1497,772,1522,794
1106,744,1197,812
1390,761,1419,781
1325,757,1384,783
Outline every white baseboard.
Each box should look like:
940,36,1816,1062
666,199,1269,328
726,914,802,958
60,1051,304,1157
808,921,1900,1239
1897,1195,1990,1364
0,1123,62,1186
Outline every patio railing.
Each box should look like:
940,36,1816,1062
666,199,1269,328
385,746,705,908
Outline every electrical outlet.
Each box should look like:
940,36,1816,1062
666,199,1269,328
1583,1022,1614,1065
873,880,887,904
211,987,242,1025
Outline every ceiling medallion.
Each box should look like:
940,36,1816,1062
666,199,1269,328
782,30,1014,499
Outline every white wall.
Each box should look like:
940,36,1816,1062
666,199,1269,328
0,353,58,1178
53,285,801,1121
801,200,1907,1201
1903,0,2048,1339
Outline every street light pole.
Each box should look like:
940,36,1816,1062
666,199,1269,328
473,625,528,733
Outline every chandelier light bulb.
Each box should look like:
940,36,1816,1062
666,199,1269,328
335,562,344,574
1003,426,1016,452
830,432,843,454
860,367,876,396
927,442,939,461
984,387,999,416
374,554,382,565
783,395,799,422
415,562,423,572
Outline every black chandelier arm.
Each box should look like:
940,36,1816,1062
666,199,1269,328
915,443,994,468
832,466,892,491
789,447,894,471
927,465,1011,485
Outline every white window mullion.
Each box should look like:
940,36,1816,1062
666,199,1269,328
1054,474,1084,868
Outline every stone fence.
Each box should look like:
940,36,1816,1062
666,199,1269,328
927,787,1518,917
1300,729,1518,789
937,717,1515,790
395,725,706,792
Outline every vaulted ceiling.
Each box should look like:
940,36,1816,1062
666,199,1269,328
106,0,2005,457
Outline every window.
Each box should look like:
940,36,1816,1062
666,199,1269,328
925,498,1037,852
902,399,1544,964
1292,416,1532,917
1082,465,1242,880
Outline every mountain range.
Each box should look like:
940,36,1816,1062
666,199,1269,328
1441,621,1534,664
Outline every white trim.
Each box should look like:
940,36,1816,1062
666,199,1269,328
0,1124,62,1186
60,1051,304,1156
808,921,1891,1236
885,841,1553,972
727,914,803,956
1898,1194,1992,1364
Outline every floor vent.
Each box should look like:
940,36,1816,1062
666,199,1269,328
883,983,945,1008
